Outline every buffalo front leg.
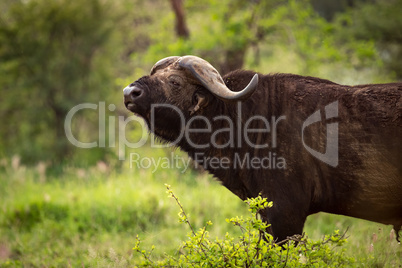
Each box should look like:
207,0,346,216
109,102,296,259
259,207,307,244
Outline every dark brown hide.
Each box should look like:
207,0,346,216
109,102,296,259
124,57,402,242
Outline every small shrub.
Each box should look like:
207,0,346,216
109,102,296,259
133,184,356,267
4,202,69,230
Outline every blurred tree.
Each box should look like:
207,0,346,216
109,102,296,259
170,0,190,39
337,0,402,79
311,0,357,21
143,0,285,73
0,0,395,166
0,0,120,164
142,0,380,77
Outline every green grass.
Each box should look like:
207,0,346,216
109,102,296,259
0,153,400,267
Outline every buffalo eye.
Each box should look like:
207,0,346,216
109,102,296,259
170,81,180,87
168,75,183,88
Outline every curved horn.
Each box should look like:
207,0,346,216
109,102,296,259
150,56,180,75
178,55,258,101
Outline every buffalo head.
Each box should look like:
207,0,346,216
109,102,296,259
124,55,258,120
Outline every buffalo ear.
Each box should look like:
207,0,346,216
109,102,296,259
189,92,209,115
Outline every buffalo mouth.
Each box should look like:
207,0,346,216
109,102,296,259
125,102,136,111
124,102,148,120
124,100,142,115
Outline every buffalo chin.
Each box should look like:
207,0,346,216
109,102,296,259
126,103,136,111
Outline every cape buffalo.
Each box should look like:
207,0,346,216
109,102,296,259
124,55,402,242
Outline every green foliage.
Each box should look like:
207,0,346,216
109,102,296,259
141,0,383,79
0,1,401,265
0,0,398,165
134,185,356,267
0,161,247,266
4,201,69,231
0,163,400,266
335,0,402,79
0,0,123,164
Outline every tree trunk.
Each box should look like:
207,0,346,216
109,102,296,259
220,48,247,74
169,0,190,39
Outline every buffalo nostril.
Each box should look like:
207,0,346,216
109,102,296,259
123,86,143,99
123,86,143,110
130,87,143,99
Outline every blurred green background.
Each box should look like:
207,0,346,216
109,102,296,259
0,0,401,266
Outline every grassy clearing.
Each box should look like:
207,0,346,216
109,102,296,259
0,158,247,266
0,154,400,267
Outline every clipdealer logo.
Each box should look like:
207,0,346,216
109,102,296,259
302,101,339,167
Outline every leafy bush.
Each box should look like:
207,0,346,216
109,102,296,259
4,202,69,231
133,184,356,267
